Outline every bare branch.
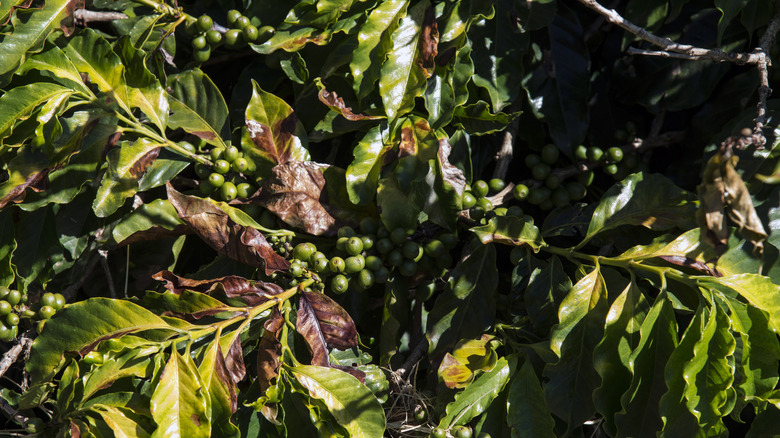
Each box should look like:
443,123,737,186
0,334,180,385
493,117,518,181
626,47,700,61
0,334,32,380
73,9,128,25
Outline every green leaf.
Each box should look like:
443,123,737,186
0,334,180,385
26,298,175,385
140,290,231,318
452,101,521,135
507,359,555,438
700,274,780,334
346,123,392,205
242,80,309,171
113,37,169,132
437,0,495,42
424,44,474,130
471,216,546,252
523,256,571,335
613,292,679,437
471,0,528,112
592,278,650,436
350,0,409,100
112,198,184,245
427,243,497,360
544,265,607,432
378,0,435,120
13,206,58,289
0,0,73,87
680,300,735,434
168,69,230,148
580,173,698,248
288,365,386,438
0,82,72,144
93,138,162,217
62,29,133,116
0,210,15,287
90,405,153,438
150,349,211,438
82,348,158,402
380,276,408,366
377,174,420,231
715,0,749,46
438,356,513,429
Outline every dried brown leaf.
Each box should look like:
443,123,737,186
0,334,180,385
166,183,289,274
212,343,238,413
317,88,383,122
256,161,339,236
225,337,246,386
418,6,439,77
257,310,284,392
152,270,286,306
438,136,466,195
0,167,52,209
245,115,301,165
658,255,721,277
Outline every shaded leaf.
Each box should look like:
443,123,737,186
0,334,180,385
427,243,497,360
524,256,571,337
150,349,210,438
507,359,556,438
0,147,55,209
166,184,289,275
288,365,386,438
452,101,521,135
471,216,545,252
27,298,175,384
580,173,698,248
112,198,187,246
380,276,408,366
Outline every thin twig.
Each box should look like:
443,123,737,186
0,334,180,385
626,47,700,60
752,6,780,144
396,339,429,380
98,249,118,299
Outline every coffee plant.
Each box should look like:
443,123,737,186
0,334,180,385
1,0,780,436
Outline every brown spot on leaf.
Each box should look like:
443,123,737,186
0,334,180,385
398,125,416,157
0,167,53,209
658,255,722,277
166,184,289,274
418,6,439,77
212,343,239,413
257,310,284,393
246,113,302,166
129,148,161,178
191,414,201,426
152,270,286,306
225,337,246,385
256,161,339,236
317,88,383,121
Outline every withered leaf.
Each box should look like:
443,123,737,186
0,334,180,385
225,337,246,386
256,161,339,236
697,150,767,254
658,255,721,277
257,310,284,393
438,136,466,196
166,183,289,274
152,270,286,307
296,291,364,381
0,166,52,209
244,81,309,166
418,6,439,77
317,85,383,122
212,342,238,413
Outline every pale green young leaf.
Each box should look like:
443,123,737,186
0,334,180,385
0,0,72,87
426,243,497,360
346,123,392,205
288,365,386,438
93,138,162,217
507,359,555,438
0,82,72,143
350,0,409,100
150,350,211,438
438,356,512,429
593,278,650,436
613,292,678,437
544,266,608,433
378,0,434,120
90,405,153,438
580,173,698,248
27,298,176,384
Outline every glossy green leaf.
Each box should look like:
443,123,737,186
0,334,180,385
427,243,497,360
82,348,158,402
27,298,176,384
112,198,184,246
242,80,309,171
93,138,162,217
90,405,153,438
0,82,72,144
346,123,392,205
437,0,494,42
114,37,168,132
424,45,474,130
592,278,650,436
613,292,678,437
349,0,409,99
471,0,528,112
376,174,420,231
523,256,571,335
150,349,211,438
544,266,607,432
471,216,546,252
62,29,133,116
438,356,512,429
580,173,698,248
680,300,735,433
700,274,780,333
168,69,230,148
0,0,28,24
288,365,386,438
378,0,434,120
0,0,72,87
507,359,555,438
452,101,521,135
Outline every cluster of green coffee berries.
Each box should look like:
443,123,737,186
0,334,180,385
0,287,65,341
430,425,486,438
462,178,532,224
186,10,275,62
509,143,589,211
282,217,458,296
194,144,257,201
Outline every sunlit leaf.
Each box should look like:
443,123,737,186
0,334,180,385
345,123,392,205
168,68,230,148
93,138,162,217
150,349,211,438
438,356,513,429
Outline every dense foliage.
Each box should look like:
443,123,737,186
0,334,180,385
1,0,780,436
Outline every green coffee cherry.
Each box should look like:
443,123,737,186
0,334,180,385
541,143,559,164
472,180,489,198
574,145,588,160
587,146,604,162
331,275,349,294
513,184,529,201
607,147,623,162
488,178,506,192
462,192,477,209
206,30,222,45
197,15,213,32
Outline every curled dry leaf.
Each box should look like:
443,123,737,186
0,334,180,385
697,149,767,254
166,183,289,274
152,270,286,307
316,81,383,122
296,291,364,381
225,338,246,386
418,6,439,77
256,161,339,236
257,310,284,393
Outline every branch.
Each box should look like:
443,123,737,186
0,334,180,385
396,338,429,380
0,333,32,380
73,9,128,25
